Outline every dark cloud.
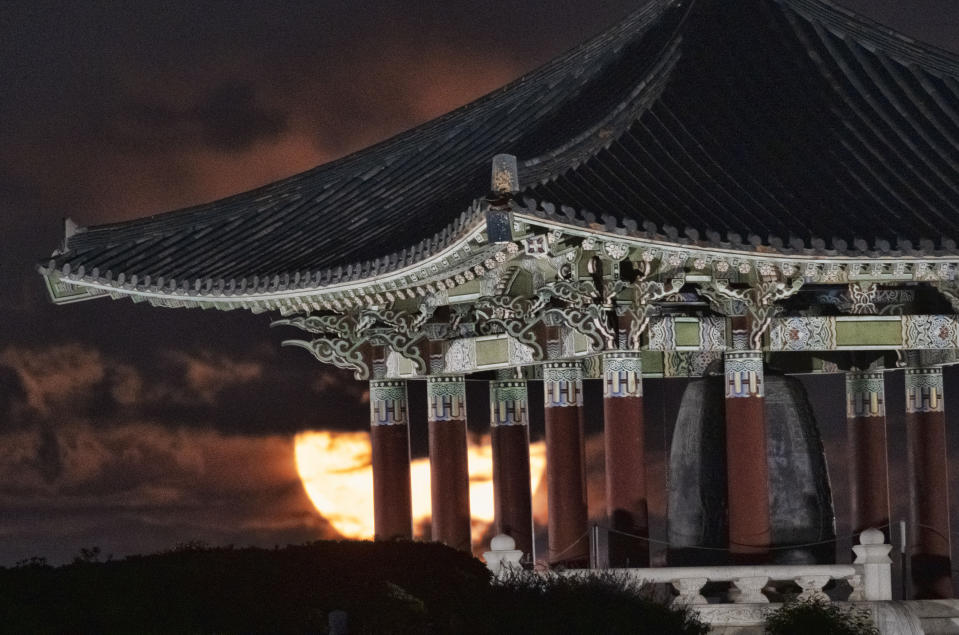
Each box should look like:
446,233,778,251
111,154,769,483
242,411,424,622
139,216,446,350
195,81,288,151
0,421,336,565
0,0,642,226
0,365,26,422
114,80,288,154
32,425,62,485
0,341,368,435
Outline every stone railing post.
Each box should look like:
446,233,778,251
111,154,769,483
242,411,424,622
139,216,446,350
732,576,770,603
484,534,524,577
671,577,708,606
795,575,831,601
853,527,893,601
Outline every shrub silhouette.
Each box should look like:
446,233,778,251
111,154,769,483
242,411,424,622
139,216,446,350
765,597,879,635
0,541,707,634
488,569,708,635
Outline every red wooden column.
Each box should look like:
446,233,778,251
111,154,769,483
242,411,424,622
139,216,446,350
905,364,952,599
602,351,649,567
846,370,890,536
369,379,413,541
724,349,770,562
427,375,471,552
543,361,589,568
490,378,534,560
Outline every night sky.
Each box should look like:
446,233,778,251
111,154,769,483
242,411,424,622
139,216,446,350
2,1,958,566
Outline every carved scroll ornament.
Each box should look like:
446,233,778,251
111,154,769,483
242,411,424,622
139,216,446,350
474,277,625,355
273,303,436,379
699,277,803,350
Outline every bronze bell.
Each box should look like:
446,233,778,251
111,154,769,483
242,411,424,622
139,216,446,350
667,366,835,565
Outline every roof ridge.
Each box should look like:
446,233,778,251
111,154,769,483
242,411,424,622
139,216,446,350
520,0,693,185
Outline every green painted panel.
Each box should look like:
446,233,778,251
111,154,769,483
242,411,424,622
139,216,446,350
396,356,414,375
675,320,700,347
572,332,590,354
448,279,480,297
393,297,420,313
508,271,533,297
476,338,509,366
641,351,664,374
836,319,901,347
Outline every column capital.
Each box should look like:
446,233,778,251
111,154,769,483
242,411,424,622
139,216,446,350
724,350,764,398
602,351,643,398
369,379,409,426
490,379,529,426
905,366,944,414
426,375,466,422
543,361,583,408
846,370,886,418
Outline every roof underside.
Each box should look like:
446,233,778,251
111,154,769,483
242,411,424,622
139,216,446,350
43,0,959,292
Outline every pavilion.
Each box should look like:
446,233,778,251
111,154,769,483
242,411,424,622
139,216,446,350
39,0,959,601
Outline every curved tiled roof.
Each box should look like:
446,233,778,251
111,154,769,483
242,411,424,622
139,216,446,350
41,0,959,298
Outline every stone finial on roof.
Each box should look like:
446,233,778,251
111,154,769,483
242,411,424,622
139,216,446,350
491,154,519,194
487,154,519,244
58,217,81,254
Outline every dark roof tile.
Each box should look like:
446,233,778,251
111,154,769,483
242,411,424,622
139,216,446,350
43,0,959,294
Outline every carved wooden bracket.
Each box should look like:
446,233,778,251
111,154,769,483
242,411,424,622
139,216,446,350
273,303,436,379
699,277,803,349
624,276,685,349
474,276,626,355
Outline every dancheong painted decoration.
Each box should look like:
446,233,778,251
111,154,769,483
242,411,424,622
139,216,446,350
39,0,959,600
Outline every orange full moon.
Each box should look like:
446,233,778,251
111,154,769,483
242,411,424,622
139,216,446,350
293,430,546,545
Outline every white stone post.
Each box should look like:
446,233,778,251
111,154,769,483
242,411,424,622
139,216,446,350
853,527,893,601
484,534,524,577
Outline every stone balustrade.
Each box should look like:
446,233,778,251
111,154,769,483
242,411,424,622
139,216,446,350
568,563,861,605
482,529,954,633
560,528,893,605
486,528,892,604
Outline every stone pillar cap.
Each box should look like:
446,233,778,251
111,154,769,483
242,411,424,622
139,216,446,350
490,534,516,551
860,527,885,545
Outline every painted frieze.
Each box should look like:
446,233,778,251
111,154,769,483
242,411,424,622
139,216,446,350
647,317,676,351
902,315,959,350
445,338,477,373
508,337,536,365
769,317,837,352
700,316,727,351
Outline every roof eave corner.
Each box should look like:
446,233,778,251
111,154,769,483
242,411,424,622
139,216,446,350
38,266,107,305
